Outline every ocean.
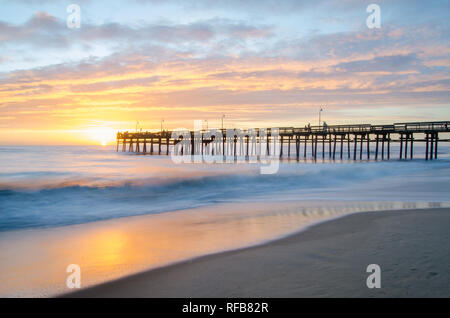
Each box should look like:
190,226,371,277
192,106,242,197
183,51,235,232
2,144,450,231
1,144,450,296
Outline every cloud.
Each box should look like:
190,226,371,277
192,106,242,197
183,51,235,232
0,13,273,49
0,1,449,135
335,54,421,73
1,40,448,129
69,75,161,93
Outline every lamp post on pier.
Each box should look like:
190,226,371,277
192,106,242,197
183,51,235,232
319,107,324,127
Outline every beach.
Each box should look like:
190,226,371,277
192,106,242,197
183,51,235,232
68,207,450,298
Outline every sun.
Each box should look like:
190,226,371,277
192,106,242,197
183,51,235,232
80,127,116,145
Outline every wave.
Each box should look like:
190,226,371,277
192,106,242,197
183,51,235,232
2,157,450,192
1,145,450,231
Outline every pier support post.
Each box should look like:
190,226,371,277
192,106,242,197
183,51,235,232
201,134,204,156
322,135,325,159
353,134,357,160
246,135,250,157
387,134,390,160
340,134,344,159
375,135,379,160
347,134,351,158
367,134,370,159
280,136,284,158
381,134,385,160
166,137,170,155
360,134,364,160
223,135,226,157
329,134,332,158
425,133,429,160
399,134,403,159
288,136,291,158
430,133,434,161
304,136,308,158
434,133,438,159
314,135,318,160
333,135,337,160
143,139,147,153
122,139,126,152
404,134,409,159
129,139,134,152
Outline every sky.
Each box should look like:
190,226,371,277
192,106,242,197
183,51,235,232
0,0,449,145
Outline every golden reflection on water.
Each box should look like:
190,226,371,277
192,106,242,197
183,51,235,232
0,200,446,297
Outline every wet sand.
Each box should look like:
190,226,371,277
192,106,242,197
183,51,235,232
67,208,450,297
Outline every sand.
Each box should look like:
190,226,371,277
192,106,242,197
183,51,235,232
66,208,450,297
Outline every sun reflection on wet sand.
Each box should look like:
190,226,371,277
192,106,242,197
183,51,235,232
0,200,447,297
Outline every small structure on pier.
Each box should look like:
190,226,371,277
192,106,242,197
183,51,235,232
116,121,450,161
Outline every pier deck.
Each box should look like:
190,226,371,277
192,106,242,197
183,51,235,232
117,121,450,161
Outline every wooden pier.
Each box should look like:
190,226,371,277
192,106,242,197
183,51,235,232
117,121,450,161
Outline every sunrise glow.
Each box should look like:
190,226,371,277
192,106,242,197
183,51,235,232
0,1,449,145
